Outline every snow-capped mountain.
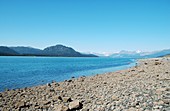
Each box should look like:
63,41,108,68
83,49,170,58
84,52,112,57
110,50,146,58
109,49,170,58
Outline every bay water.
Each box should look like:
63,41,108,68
0,56,135,92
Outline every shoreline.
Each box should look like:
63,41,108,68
0,57,170,110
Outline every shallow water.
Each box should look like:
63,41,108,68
0,56,135,91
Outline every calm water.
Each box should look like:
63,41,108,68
0,56,135,91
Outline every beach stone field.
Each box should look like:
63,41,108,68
0,58,170,111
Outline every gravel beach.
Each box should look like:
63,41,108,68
0,57,170,111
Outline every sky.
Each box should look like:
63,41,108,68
0,0,170,54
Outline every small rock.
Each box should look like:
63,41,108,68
43,101,51,105
81,108,90,111
162,99,170,104
69,100,82,110
154,100,164,105
96,100,103,105
126,107,138,111
54,104,69,111
112,96,119,101
156,88,167,95
103,81,107,84
155,62,161,65
153,105,163,109
47,83,51,87
49,88,55,92
56,87,63,91
62,97,72,102
15,101,25,108
53,95,62,101
67,79,72,82
139,70,145,73
131,69,135,72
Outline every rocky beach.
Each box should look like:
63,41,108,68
0,57,170,111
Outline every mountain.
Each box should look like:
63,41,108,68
148,49,170,58
0,46,19,56
0,45,97,57
43,45,80,56
110,50,146,58
43,45,97,57
10,47,44,55
110,49,170,58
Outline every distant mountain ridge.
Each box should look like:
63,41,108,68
10,46,43,55
1,45,170,58
0,45,97,57
110,49,170,58
0,46,19,56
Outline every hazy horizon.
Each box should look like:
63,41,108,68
0,0,170,53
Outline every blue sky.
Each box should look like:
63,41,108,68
0,0,170,53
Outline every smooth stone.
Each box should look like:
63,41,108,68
69,100,82,110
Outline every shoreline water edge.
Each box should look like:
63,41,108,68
0,57,170,110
